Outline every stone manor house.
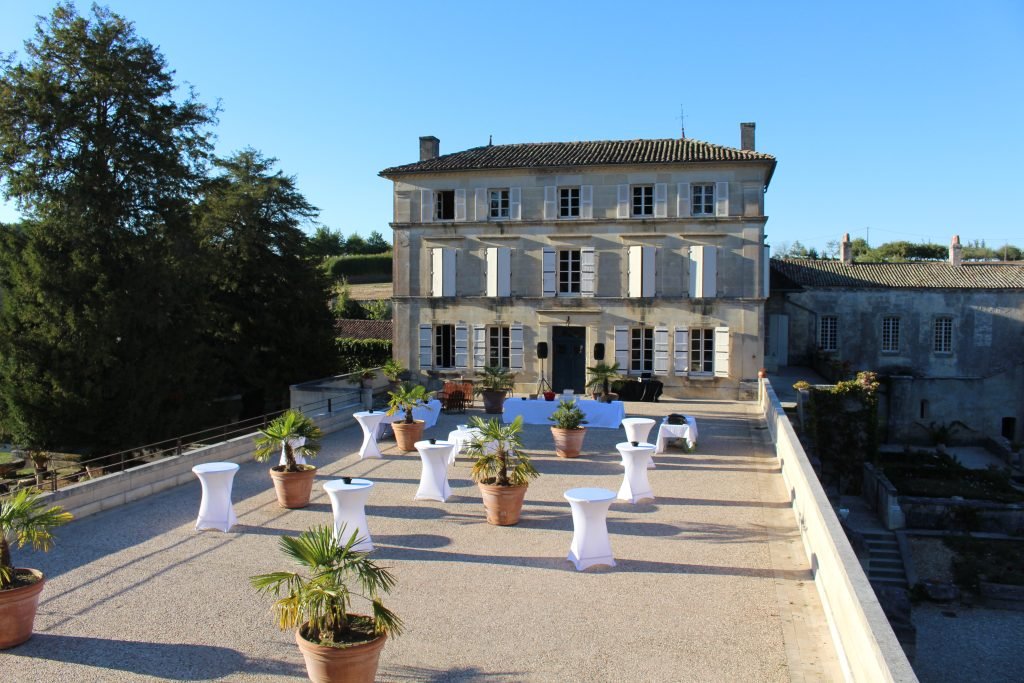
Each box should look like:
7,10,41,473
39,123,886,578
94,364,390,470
380,124,775,399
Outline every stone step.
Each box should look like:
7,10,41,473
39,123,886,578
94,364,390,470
870,562,905,573
872,577,909,589
872,550,902,561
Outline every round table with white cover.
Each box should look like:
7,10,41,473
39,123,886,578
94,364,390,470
191,462,240,532
353,410,387,459
615,442,656,503
413,440,456,502
564,487,617,571
323,478,374,551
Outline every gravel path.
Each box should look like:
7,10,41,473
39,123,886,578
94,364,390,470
914,603,1024,683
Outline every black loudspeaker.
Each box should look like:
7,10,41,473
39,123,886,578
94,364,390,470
593,343,605,361
537,342,549,359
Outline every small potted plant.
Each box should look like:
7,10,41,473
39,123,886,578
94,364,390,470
254,410,323,509
548,400,588,458
386,383,433,452
0,489,73,649
586,362,622,403
381,358,405,388
251,525,403,683
475,365,515,414
465,416,538,525
542,390,556,402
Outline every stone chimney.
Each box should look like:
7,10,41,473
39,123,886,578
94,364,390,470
949,235,962,266
740,122,755,151
419,136,440,161
840,232,853,264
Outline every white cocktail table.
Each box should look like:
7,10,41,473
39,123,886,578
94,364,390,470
323,478,374,551
414,440,455,502
192,462,240,532
621,417,657,444
447,426,484,464
564,487,617,571
354,410,387,459
616,442,656,503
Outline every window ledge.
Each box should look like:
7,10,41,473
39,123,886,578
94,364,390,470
687,373,716,381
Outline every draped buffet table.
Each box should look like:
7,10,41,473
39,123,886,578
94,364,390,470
501,398,625,429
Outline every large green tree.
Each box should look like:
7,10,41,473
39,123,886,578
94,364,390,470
197,149,336,417
0,4,216,453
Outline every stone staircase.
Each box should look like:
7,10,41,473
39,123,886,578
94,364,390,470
862,530,908,589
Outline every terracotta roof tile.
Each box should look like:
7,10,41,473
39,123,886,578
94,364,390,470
770,259,1024,290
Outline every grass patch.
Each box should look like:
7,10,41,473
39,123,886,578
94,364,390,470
879,450,1024,504
945,536,1024,588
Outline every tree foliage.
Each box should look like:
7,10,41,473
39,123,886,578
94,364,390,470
775,236,1021,262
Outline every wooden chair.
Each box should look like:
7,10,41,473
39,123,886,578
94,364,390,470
443,390,466,414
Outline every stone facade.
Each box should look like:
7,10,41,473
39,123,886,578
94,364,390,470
380,129,776,399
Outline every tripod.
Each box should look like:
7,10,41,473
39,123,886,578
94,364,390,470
536,354,552,394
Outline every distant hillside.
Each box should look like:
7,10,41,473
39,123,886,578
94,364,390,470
345,282,393,301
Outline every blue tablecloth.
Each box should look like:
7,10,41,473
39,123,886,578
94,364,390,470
502,399,625,429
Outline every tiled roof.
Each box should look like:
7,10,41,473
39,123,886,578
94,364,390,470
380,138,775,176
770,259,1024,290
334,319,392,340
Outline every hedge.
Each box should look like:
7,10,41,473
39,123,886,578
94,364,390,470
336,337,392,373
325,252,392,282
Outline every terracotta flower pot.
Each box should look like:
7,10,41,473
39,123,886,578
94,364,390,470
477,482,528,526
295,625,387,683
269,466,317,509
551,427,586,458
0,569,45,649
391,420,424,452
480,390,507,414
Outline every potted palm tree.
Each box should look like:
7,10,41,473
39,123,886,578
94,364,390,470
386,383,433,452
254,410,323,509
251,525,403,683
586,362,622,403
465,416,539,525
0,489,72,649
548,400,588,458
381,359,405,389
475,365,515,414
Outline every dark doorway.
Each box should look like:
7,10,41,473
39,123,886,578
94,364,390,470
1003,417,1017,441
551,326,586,393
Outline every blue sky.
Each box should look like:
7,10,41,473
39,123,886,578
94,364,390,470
1,0,1022,253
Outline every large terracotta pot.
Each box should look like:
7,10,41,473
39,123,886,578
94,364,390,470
550,427,586,458
269,466,317,509
0,569,45,649
480,390,507,414
478,482,528,526
295,625,387,683
391,420,424,452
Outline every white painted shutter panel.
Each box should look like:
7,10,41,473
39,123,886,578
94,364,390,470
581,247,595,297
617,184,629,218
703,246,717,298
677,183,690,217
763,245,771,297
442,248,456,296
654,183,668,218
614,326,629,370
420,190,434,223
419,323,433,368
455,323,469,369
715,181,729,217
544,186,556,220
454,189,467,221
673,328,689,375
642,245,656,296
580,185,593,219
714,327,730,377
542,247,556,297
690,246,717,298
628,246,643,297
510,187,522,221
474,188,487,221
509,323,524,370
486,248,498,297
654,326,669,375
486,247,511,297
473,324,486,369
431,248,444,297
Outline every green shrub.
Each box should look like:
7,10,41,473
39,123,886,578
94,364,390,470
336,338,392,373
325,252,392,283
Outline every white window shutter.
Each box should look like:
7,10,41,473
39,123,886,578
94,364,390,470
673,328,689,375
714,327,730,377
473,324,486,369
580,185,593,219
654,183,668,218
690,245,717,298
510,187,522,220
763,245,771,297
581,247,595,297
419,323,433,368
455,189,467,221
642,246,656,296
628,245,643,297
420,190,434,223
493,247,511,296
486,248,497,297
474,188,487,221
431,248,444,297
542,247,556,297
455,323,469,369
544,186,556,220
677,183,690,217
654,326,669,375
442,248,456,296
715,181,729,217
617,184,629,218
703,246,717,298
510,323,524,370
614,326,629,370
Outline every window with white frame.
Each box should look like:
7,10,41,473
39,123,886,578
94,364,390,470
489,189,509,218
818,316,838,351
933,317,953,353
632,185,654,216
630,327,654,374
488,326,510,368
882,317,900,353
434,190,454,220
692,184,715,216
434,324,455,368
558,249,581,294
559,187,580,218
690,328,715,373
